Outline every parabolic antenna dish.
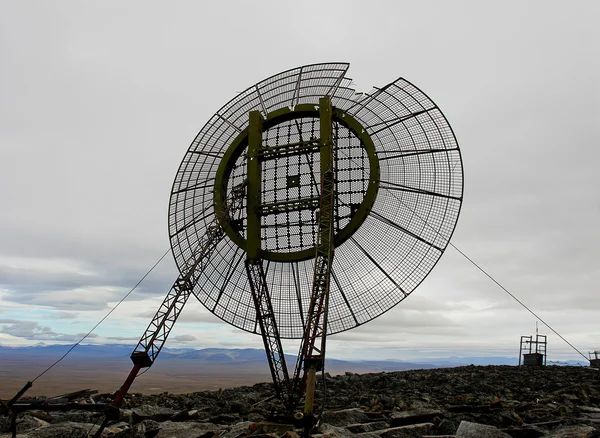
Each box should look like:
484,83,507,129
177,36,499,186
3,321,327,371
168,63,463,339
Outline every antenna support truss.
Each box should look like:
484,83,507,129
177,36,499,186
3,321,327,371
96,63,464,436
243,98,338,415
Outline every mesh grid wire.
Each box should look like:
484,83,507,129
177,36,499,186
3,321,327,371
226,116,369,254
168,63,463,338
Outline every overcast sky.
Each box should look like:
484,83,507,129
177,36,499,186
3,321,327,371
1,1,599,365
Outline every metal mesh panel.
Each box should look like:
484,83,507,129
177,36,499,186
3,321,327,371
168,63,463,338
225,117,369,255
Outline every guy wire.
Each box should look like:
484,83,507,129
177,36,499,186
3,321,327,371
31,248,171,383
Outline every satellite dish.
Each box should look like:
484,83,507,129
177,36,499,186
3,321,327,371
103,63,463,435
169,62,463,338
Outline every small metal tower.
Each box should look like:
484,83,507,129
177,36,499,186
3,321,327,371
589,351,600,368
519,323,547,366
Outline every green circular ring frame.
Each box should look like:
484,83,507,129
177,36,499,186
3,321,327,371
213,103,380,263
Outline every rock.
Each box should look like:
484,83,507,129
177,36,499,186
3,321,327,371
209,413,239,424
252,422,295,435
578,413,600,423
436,419,457,435
25,410,53,423
229,400,250,415
346,421,390,433
456,420,512,437
4,365,600,438
320,408,369,427
22,421,99,437
51,409,101,424
119,408,133,422
501,425,547,438
357,422,436,437
16,415,49,433
247,412,265,422
28,417,50,429
132,419,161,437
154,420,221,438
220,421,253,438
544,425,596,438
169,409,206,422
105,421,130,436
316,422,357,437
388,408,442,426
131,405,177,423
0,416,9,434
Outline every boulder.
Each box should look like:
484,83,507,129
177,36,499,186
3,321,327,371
220,421,253,438
320,408,369,427
544,425,596,438
436,419,457,435
356,422,436,437
315,422,357,437
169,409,208,422
119,408,133,422
25,410,53,423
456,420,512,438
22,421,99,438
0,416,9,434
388,408,442,426
209,413,240,424
501,425,550,438
51,410,101,424
154,420,221,438
131,405,177,423
15,415,50,433
252,422,295,435
131,419,161,437
105,421,130,436
247,412,265,422
346,421,390,433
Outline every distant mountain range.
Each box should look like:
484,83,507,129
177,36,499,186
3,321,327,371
0,344,589,367
0,344,436,369
0,344,589,398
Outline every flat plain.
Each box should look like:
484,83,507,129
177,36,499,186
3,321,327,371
0,347,395,399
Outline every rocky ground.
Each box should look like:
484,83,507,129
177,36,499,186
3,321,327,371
2,365,600,437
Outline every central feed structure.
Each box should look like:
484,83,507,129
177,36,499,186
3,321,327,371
105,63,463,433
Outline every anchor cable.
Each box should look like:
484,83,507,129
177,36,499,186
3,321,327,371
342,147,588,362
447,241,589,361
394,194,588,361
31,247,171,383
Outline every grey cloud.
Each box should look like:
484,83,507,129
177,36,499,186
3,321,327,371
333,317,466,341
0,319,56,338
171,335,197,342
170,308,226,325
218,339,264,349
0,249,177,311
106,336,140,342
73,333,99,339
54,312,78,320
134,307,226,325
134,310,162,319
0,319,98,342
2,288,124,311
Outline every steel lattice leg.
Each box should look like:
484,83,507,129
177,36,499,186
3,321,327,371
296,97,336,426
132,277,194,366
246,260,294,409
